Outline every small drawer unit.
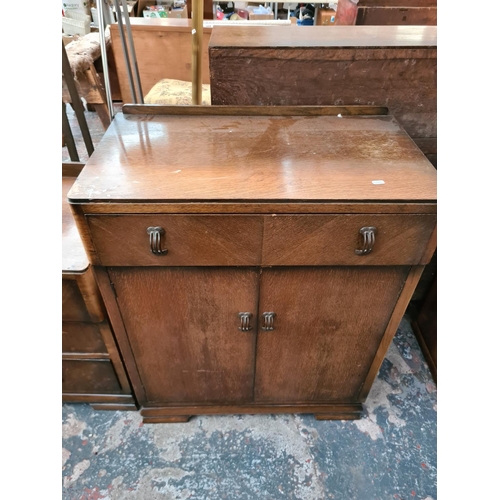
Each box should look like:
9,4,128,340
62,168,136,410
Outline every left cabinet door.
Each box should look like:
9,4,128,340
108,267,259,405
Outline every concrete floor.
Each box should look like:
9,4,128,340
62,107,437,500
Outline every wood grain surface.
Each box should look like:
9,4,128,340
62,280,92,322
62,322,107,354
87,215,263,266
356,6,437,26
263,214,436,266
108,267,260,404
208,26,436,159
68,113,437,203
254,267,409,402
63,176,88,272
62,359,122,394
208,25,437,48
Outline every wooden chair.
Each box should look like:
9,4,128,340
62,32,112,129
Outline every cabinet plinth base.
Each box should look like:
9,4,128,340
139,403,363,423
143,415,192,424
314,412,362,421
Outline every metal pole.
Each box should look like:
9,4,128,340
113,0,137,103
192,0,203,105
96,0,115,120
120,0,144,103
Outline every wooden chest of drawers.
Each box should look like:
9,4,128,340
62,166,136,410
68,107,436,423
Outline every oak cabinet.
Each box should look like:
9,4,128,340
68,108,437,422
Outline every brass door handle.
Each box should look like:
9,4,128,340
261,312,276,331
147,226,168,255
355,227,377,256
238,312,252,331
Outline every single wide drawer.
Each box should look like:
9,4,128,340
62,322,107,355
62,359,122,394
262,214,436,266
87,215,263,266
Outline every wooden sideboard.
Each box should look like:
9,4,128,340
63,164,136,410
67,106,436,423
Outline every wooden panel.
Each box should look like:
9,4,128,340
62,322,107,354
77,202,437,216
62,360,122,394
108,267,259,404
110,19,212,103
413,137,437,156
62,279,91,322
68,114,437,204
358,0,436,6
63,176,88,273
140,403,363,420
208,26,436,142
122,104,389,116
208,25,437,48
87,215,263,266
262,214,436,266
356,7,437,26
413,277,436,381
254,267,409,402
359,265,424,399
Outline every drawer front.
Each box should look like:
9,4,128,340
62,322,107,355
262,214,436,266
62,279,91,322
87,215,263,266
62,359,122,394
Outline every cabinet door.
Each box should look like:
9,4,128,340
254,267,409,403
109,267,259,405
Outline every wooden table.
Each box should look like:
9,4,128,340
68,106,436,423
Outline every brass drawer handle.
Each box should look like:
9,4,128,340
355,226,377,256
262,312,276,331
147,226,168,255
238,312,252,331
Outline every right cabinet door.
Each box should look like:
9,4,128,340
254,267,410,403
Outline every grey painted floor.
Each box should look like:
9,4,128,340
62,316,437,500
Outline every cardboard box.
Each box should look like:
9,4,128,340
169,4,187,18
143,4,187,18
317,8,336,25
247,6,274,20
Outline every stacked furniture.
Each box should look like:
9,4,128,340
67,106,436,423
62,163,136,410
208,25,437,168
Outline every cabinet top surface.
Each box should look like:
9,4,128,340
68,113,437,204
208,26,437,49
